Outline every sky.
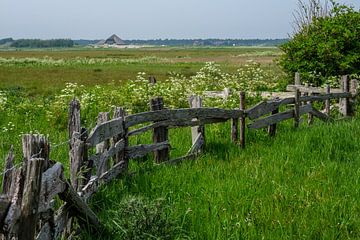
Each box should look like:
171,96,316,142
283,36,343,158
0,0,359,40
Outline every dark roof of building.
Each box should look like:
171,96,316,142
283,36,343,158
104,34,125,45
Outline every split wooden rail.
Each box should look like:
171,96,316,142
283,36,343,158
0,74,358,239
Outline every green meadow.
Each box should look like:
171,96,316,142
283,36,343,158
0,47,359,239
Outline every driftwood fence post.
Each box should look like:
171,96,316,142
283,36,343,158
189,95,205,153
1,135,50,240
150,97,169,162
239,92,246,148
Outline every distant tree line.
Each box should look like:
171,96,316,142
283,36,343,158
123,38,288,46
9,39,74,48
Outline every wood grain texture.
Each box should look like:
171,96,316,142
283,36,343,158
87,117,124,147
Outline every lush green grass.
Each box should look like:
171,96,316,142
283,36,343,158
0,47,281,96
87,119,360,239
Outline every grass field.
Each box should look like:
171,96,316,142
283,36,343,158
0,47,281,96
1,47,359,239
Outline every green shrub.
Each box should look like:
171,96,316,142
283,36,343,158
278,2,360,85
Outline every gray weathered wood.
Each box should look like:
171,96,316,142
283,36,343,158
2,146,14,195
127,141,171,160
240,92,246,149
113,107,127,165
128,118,226,137
246,97,294,120
325,85,331,116
267,108,279,137
339,75,350,116
68,99,81,148
53,204,71,240
300,92,351,102
0,195,10,229
125,108,243,128
90,139,125,170
310,108,331,122
287,85,343,94
188,133,205,155
19,158,44,240
22,134,49,171
36,222,52,240
70,132,86,191
81,161,127,200
59,182,101,233
350,79,358,97
295,72,301,85
2,167,24,235
96,112,111,176
87,117,124,147
189,96,205,151
204,88,231,99
38,163,66,213
294,89,300,128
151,97,169,163
248,104,312,129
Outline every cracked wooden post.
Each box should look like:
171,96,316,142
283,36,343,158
151,97,169,163
350,79,358,116
18,134,49,240
239,92,246,149
325,85,331,116
294,89,300,128
2,146,14,195
189,95,205,152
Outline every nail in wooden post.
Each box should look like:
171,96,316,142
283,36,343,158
150,97,169,163
294,89,300,128
325,85,331,116
295,72,301,85
267,108,279,137
239,92,246,148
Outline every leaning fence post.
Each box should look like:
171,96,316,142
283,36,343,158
189,95,205,151
239,92,246,148
325,85,331,116
294,89,300,128
150,97,169,163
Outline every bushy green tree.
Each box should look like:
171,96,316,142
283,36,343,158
278,1,360,85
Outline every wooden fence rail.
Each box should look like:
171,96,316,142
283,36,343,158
0,74,358,239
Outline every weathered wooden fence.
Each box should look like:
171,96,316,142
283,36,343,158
0,74,358,239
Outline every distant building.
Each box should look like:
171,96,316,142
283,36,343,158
97,34,126,46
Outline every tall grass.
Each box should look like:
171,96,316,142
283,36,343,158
85,119,360,239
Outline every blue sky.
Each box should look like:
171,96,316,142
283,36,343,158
0,0,359,39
